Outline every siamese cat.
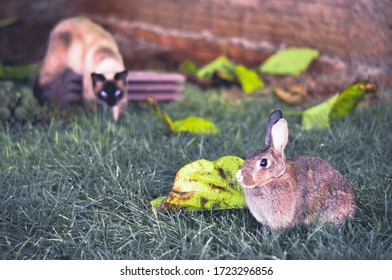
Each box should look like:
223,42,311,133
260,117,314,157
37,17,128,120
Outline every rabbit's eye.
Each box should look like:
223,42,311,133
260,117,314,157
260,158,268,167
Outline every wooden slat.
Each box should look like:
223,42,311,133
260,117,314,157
128,83,184,92
127,92,184,101
126,70,185,101
127,71,185,83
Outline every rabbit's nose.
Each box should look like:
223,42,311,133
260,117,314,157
236,170,243,184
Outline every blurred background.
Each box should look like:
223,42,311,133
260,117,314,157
1,0,391,90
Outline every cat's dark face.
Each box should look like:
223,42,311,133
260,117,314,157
91,70,128,107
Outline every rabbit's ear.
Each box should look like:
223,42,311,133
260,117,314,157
265,109,283,146
271,118,288,157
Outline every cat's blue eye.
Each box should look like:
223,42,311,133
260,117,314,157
100,91,108,98
114,90,122,97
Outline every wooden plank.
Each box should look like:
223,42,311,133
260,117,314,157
128,92,184,101
126,70,185,102
127,71,185,83
128,83,184,92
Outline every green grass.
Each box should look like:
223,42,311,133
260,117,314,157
1,84,391,260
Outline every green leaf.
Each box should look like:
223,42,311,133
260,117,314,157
0,17,18,28
235,65,264,94
173,116,220,134
302,94,338,130
302,81,377,130
196,56,237,82
328,81,376,122
149,155,246,211
149,196,166,208
0,105,11,121
0,64,40,80
147,97,219,135
260,48,319,76
179,59,199,75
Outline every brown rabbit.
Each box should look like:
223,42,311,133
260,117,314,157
236,109,355,231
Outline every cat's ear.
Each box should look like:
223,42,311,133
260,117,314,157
114,70,128,82
91,73,106,87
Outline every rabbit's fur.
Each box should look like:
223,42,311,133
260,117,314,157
236,110,355,231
